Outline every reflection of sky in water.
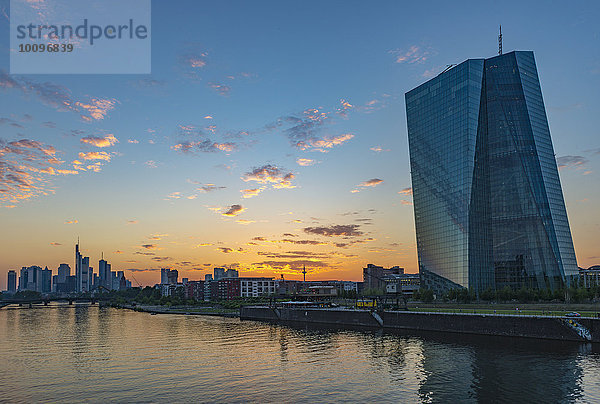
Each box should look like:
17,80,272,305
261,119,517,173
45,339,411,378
1,304,599,402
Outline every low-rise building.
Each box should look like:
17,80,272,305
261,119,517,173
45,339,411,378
307,285,338,297
240,277,276,297
184,280,204,300
363,264,404,291
383,273,421,297
580,265,600,288
218,278,240,300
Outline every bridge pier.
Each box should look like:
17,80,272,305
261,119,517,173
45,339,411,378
68,300,73,305
28,303,32,309
44,301,48,306
90,299,96,305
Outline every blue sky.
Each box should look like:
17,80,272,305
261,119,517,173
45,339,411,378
0,0,599,287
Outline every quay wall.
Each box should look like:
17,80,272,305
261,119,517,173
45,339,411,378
240,306,600,342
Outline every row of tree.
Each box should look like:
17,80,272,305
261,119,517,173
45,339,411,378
413,284,600,303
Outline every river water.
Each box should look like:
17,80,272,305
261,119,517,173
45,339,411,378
1,303,599,403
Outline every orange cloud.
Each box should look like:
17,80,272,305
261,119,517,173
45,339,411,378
75,98,117,120
370,146,390,152
296,158,315,166
214,143,235,152
78,151,112,161
236,219,256,225
0,138,78,206
242,165,295,189
148,234,168,240
358,178,383,188
241,188,264,199
172,140,237,154
28,166,79,176
166,192,181,200
80,134,118,148
296,133,354,152
337,99,354,117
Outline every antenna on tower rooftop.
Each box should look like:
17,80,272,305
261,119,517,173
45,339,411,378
498,25,503,55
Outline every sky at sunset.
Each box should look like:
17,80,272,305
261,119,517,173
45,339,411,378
1,0,599,288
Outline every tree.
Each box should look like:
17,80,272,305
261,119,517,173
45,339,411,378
13,290,42,300
420,289,434,303
362,288,384,296
517,287,532,303
480,288,495,302
497,286,513,302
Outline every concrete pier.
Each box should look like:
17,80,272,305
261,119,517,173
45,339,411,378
240,306,600,343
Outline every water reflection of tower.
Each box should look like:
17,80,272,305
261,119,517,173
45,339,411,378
415,334,583,402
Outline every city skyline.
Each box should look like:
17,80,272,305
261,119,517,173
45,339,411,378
2,1,600,289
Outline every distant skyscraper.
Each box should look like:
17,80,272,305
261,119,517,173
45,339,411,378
57,263,70,283
75,241,92,293
111,271,118,290
41,266,52,293
82,257,90,292
18,267,28,291
19,265,42,292
117,271,126,290
7,270,17,293
99,258,107,287
160,268,170,284
75,241,82,291
167,269,178,285
53,264,71,294
214,267,226,281
406,51,578,294
99,257,111,289
225,269,239,278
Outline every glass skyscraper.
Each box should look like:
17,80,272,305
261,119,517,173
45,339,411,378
405,51,578,294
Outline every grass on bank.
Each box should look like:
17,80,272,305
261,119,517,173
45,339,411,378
408,307,599,318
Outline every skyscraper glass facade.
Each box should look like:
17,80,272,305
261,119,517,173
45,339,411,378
406,51,578,294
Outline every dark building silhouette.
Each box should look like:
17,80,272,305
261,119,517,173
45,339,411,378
7,270,17,293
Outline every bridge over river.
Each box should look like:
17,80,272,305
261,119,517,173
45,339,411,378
0,296,111,309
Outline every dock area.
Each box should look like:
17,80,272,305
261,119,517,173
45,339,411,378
240,305,600,342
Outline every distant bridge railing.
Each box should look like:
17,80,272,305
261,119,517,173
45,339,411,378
0,296,113,308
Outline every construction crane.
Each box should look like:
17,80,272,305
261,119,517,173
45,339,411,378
130,272,143,288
